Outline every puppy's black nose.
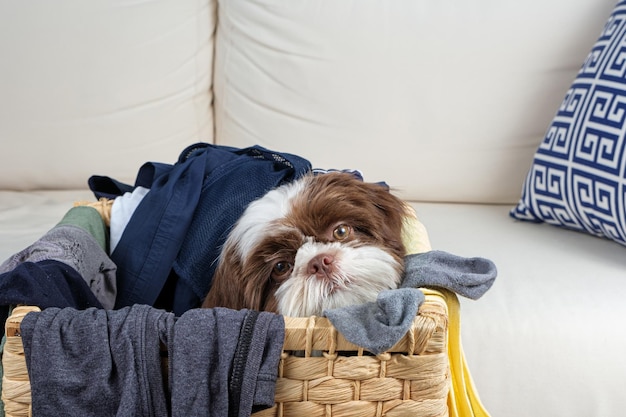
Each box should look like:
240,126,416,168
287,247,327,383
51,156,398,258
308,254,334,277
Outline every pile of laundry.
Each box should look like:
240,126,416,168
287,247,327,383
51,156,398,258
0,143,497,417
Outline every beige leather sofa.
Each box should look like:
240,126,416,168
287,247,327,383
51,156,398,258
2,1,625,416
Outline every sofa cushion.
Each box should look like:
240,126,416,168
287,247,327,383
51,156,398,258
5,191,626,417
0,0,216,190
511,1,626,247
213,0,614,203
412,201,626,417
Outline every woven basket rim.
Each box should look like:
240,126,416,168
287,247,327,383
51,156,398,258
282,289,448,354
4,290,449,353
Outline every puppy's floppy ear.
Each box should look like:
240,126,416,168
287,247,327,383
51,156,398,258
202,243,246,310
242,272,276,312
202,242,276,311
363,181,408,258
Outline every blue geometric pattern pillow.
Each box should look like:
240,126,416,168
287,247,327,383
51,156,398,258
511,0,626,247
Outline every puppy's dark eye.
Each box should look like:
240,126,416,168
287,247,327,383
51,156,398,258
271,261,293,281
332,224,352,241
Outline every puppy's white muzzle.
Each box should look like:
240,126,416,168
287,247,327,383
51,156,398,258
275,239,402,317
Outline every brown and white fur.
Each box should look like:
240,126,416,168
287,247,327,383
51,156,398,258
202,172,408,317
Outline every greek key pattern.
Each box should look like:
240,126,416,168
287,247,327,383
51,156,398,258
512,1,626,246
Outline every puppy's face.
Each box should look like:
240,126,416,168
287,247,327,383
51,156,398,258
202,172,407,317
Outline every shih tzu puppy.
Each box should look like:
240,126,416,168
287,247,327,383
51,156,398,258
202,171,408,317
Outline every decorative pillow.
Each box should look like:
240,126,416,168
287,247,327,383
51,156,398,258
511,0,626,247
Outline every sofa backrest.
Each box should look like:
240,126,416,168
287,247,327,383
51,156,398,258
0,0,616,203
212,0,615,203
0,0,215,190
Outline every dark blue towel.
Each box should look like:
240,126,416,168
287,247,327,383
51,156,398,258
0,260,102,328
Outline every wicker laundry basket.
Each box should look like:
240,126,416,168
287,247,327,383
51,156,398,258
1,290,449,417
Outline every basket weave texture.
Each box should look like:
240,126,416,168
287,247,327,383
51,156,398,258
2,292,449,417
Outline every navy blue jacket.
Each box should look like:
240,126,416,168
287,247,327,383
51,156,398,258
90,143,311,316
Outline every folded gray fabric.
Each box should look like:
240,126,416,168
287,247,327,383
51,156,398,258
0,224,117,309
401,250,497,298
21,305,174,417
323,288,425,354
324,250,497,354
171,307,285,417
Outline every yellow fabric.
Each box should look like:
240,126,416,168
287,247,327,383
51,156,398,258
403,206,490,417
401,202,432,254
434,289,491,417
